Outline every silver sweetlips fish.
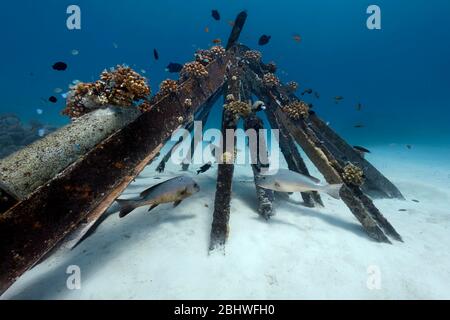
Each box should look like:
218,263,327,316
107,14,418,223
256,169,343,199
116,175,200,217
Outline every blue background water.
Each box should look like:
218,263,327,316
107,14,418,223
1,0,449,146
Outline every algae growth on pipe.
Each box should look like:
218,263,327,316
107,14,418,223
0,107,141,200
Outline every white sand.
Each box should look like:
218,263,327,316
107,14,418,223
2,144,450,300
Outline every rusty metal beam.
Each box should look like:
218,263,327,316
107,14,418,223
226,11,248,50
236,44,403,200
244,66,401,243
209,60,241,251
0,53,233,295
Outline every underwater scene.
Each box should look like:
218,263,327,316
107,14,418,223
0,0,449,300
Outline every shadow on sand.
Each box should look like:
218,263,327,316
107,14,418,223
5,210,195,299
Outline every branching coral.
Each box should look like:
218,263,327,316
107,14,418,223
226,94,235,102
159,79,179,95
62,65,150,119
224,100,251,119
138,100,152,113
195,49,214,66
282,101,310,120
180,61,209,79
243,50,262,63
262,73,280,88
194,46,225,66
210,45,226,59
100,65,150,105
342,163,365,186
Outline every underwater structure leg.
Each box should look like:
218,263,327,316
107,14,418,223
264,105,323,207
209,64,241,251
244,112,275,219
245,67,401,243
239,81,275,219
156,88,220,173
307,113,404,199
0,53,233,295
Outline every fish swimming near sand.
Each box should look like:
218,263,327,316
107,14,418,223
116,175,200,218
256,169,343,199
197,162,212,175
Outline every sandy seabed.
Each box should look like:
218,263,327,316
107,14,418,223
2,144,450,300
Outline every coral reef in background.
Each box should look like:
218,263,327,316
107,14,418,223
282,100,310,120
62,65,150,119
262,73,280,88
180,61,209,80
342,163,365,186
0,113,57,159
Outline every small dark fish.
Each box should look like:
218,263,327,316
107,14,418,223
212,38,222,44
353,146,371,154
334,96,344,104
412,199,420,203
48,96,57,103
353,145,370,158
314,92,320,99
258,35,271,46
406,144,412,149
301,88,313,96
165,62,183,73
211,9,220,21
197,162,212,175
356,103,363,111
354,124,364,128
398,209,407,212
52,62,67,71
153,49,159,60
292,34,302,43
156,162,165,173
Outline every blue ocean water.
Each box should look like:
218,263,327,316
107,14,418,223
0,0,449,146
